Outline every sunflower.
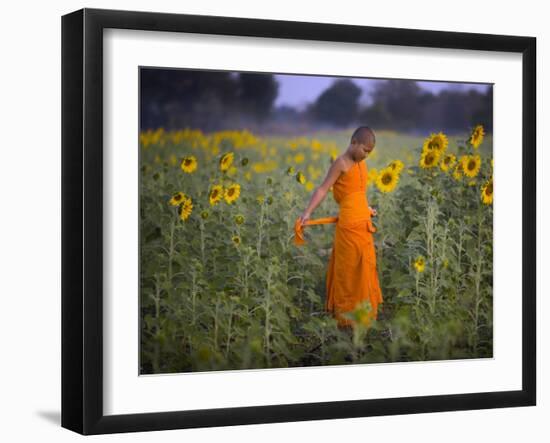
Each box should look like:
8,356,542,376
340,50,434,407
367,167,378,186
375,167,399,193
294,153,305,164
231,235,241,247
439,153,456,172
177,195,193,221
419,148,441,169
296,171,306,185
200,210,209,220
481,178,493,205
180,156,197,173
224,183,241,204
388,159,404,174
209,185,224,206
413,256,426,273
355,304,373,328
469,124,485,149
169,191,185,206
286,166,295,175
305,181,315,192
219,152,234,172
357,310,372,328
452,162,464,181
234,214,245,225
462,154,481,178
256,194,265,204
422,132,448,154
241,157,249,166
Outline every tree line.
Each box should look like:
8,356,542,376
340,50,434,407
140,69,492,134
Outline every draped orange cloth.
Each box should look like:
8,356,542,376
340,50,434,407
294,160,383,328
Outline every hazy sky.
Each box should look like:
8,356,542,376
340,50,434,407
273,74,491,110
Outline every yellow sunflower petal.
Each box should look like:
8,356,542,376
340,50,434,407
209,185,224,206
224,183,241,204
181,156,198,173
375,167,399,193
470,124,485,149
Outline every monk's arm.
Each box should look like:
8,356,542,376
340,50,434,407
300,159,343,222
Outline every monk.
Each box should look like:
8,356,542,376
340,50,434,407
295,126,383,330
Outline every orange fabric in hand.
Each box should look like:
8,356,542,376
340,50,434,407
294,160,383,328
293,217,338,246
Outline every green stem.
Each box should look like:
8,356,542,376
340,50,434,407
199,219,206,267
473,200,483,353
153,274,161,373
257,203,265,258
191,268,197,326
214,297,220,350
457,224,464,276
415,272,420,306
425,200,436,314
168,214,176,283
264,266,273,367
225,303,234,359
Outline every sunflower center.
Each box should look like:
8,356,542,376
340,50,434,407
425,153,435,165
185,159,192,166
467,160,476,171
382,173,392,185
228,188,235,197
486,183,493,195
212,190,218,199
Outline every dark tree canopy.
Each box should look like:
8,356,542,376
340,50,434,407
237,73,279,122
140,69,278,131
139,68,492,135
310,79,362,127
358,79,493,134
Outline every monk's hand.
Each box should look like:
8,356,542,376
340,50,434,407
299,212,311,225
369,206,377,217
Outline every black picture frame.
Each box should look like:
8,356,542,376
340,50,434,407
61,7,536,435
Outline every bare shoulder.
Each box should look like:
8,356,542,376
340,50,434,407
318,155,347,191
331,156,348,174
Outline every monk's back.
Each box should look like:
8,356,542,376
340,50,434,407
333,160,371,226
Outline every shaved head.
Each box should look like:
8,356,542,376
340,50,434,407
351,126,376,147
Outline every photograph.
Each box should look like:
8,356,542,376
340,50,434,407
138,67,494,375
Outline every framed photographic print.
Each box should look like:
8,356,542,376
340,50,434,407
61,7,536,435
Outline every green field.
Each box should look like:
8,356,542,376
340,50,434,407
139,126,493,373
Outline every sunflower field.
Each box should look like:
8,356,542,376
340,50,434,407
139,125,493,374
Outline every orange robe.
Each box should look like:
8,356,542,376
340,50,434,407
294,160,383,327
